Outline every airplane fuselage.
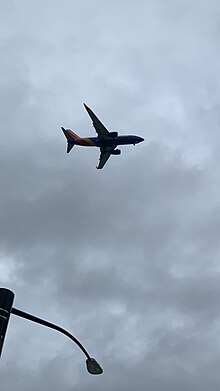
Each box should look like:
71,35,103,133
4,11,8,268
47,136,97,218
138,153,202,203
73,135,144,147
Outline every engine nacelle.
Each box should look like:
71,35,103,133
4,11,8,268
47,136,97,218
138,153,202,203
109,131,118,137
111,149,121,155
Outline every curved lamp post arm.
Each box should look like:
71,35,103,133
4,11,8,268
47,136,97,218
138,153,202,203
11,307,103,375
11,307,90,359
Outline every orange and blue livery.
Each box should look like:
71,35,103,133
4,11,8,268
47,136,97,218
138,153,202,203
61,104,144,169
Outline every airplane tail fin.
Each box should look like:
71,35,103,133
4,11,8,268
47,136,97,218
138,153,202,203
61,127,80,153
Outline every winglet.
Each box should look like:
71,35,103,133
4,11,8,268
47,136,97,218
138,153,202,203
83,103,92,115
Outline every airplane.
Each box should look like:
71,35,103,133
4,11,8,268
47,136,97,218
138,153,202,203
61,104,144,169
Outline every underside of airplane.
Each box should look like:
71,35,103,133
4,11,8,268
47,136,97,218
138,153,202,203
61,104,144,169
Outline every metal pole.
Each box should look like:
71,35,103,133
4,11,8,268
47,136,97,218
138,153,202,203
0,288,15,358
11,307,103,375
11,307,91,359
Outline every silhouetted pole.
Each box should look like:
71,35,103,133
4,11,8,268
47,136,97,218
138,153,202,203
11,307,103,374
11,307,91,359
0,288,15,358
0,288,103,374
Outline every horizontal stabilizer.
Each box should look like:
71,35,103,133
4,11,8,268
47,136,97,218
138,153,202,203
67,142,74,153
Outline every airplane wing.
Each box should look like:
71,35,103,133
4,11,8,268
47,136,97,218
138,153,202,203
97,147,114,169
84,103,111,139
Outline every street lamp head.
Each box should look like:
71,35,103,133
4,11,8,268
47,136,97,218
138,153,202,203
86,358,103,375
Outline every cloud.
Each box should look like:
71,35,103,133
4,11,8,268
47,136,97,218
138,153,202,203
1,1,220,390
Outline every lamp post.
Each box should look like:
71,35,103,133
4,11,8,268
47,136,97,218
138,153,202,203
0,288,103,375
0,288,15,358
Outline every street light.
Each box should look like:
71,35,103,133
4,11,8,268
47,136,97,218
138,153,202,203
0,288,103,375
0,288,14,357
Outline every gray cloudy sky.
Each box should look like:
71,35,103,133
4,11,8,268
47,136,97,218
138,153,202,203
1,0,220,389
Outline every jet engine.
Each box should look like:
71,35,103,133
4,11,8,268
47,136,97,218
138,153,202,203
111,149,121,155
109,131,118,137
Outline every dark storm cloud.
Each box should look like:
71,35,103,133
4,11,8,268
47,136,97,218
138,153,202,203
1,1,220,390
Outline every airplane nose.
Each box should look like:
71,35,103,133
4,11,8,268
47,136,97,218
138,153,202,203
139,137,145,142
